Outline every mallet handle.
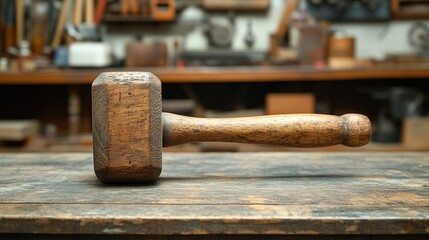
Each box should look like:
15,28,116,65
162,113,371,148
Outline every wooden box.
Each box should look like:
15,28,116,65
266,93,315,115
402,117,429,145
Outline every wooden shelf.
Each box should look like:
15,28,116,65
392,12,429,20
391,0,429,19
1,64,428,153
1,64,429,85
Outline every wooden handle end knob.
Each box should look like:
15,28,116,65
341,114,372,147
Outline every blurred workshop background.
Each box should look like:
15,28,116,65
0,0,428,152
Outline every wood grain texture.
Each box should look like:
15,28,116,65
1,65,429,85
91,72,370,182
92,72,162,183
202,0,270,11
0,235,427,240
0,153,428,235
162,113,371,147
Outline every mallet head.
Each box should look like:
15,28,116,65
92,72,162,183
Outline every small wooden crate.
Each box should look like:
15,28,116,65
402,117,429,145
266,93,315,115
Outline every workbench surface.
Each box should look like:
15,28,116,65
0,153,428,238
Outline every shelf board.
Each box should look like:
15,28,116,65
391,11,429,20
1,64,429,85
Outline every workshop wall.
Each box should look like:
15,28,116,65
331,20,429,60
105,0,428,61
105,1,281,61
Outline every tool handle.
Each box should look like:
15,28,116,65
94,0,108,26
52,0,70,49
162,113,371,148
15,0,24,47
85,0,94,24
73,0,83,27
129,0,139,15
121,0,129,15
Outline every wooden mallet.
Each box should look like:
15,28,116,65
92,72,371,183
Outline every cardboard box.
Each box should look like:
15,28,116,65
402,117,429,145
266,93,315,115
0,120,40,141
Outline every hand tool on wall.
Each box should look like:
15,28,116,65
45,1,58,53
52,0,71,49
276,0,297,45
120,0,128,15
3,0,15,55
0,0,6,56
15,0,24,48
92,72,372,183
85,0,94,25
129,0,139,15
67,0,100,41
94,0,108,26
150,0,176,21
270,0,297,61
68,0,108,67
64,0,84,41
244,20,255,49
73,0,84,28
29,0,49,56
141,0,149,15
80,0,99,41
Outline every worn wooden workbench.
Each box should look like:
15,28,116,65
0,152,428,239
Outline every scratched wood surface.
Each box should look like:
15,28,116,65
0,153,428,236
